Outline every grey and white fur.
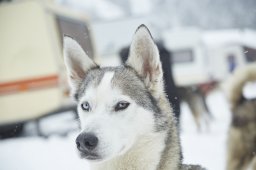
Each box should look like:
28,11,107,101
63,24,205,170
226,63,256,170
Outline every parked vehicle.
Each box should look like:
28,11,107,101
0,1,94,137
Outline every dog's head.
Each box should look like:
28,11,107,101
232,97,256,127
63,25,166,162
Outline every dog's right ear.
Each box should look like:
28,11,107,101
63,36,97,97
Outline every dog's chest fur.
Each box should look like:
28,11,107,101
90,132,167,170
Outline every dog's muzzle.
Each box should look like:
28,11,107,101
76,133,100,160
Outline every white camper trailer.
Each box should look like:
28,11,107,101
203,30,256,82
162,28,209,86
0,1,95,130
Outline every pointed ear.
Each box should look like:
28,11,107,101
63,36,97,97
126,25,163,92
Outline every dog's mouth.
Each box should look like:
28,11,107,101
79,151,102,161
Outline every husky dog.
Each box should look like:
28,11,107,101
226,63,256,170
178,86,214,131
63,25,205,170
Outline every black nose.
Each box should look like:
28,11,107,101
76,133,98,152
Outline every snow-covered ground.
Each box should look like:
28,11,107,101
180,90,231,170
0,90,231,170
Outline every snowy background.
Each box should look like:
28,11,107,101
1,0,255,170
59,0,256,29
0,90,231,170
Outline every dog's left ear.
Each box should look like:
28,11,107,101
126,25,163,92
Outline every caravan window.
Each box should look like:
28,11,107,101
172,49,194,64
243,46,256,62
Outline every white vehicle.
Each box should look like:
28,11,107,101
92,19,256,86
0,1,94,135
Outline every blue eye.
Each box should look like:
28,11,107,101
115,101,130,111
81,102,91,111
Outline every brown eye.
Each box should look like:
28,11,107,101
115,101,130,112
81,102,91,111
